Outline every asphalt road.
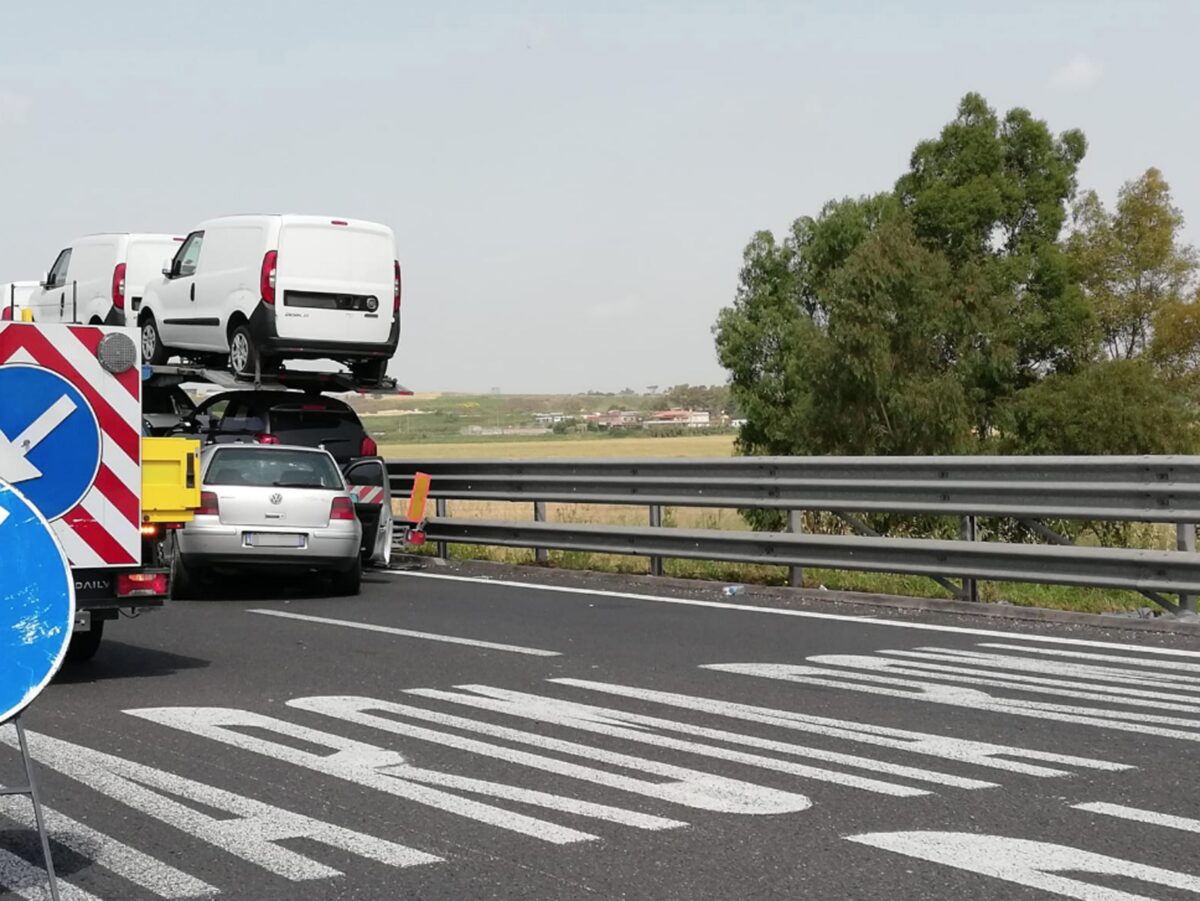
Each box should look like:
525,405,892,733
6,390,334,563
4,562,1200,900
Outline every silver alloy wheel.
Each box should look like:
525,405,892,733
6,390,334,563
230,332,250,373
142,322,157,359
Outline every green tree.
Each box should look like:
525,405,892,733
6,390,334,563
1067,168,1198,360
716,93,1090,457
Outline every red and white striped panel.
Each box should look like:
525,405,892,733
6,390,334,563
351,485,385,505
0,322,141,567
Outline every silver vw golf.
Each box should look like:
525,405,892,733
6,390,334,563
173,444,363,598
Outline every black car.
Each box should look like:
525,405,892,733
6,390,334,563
142,384,198,437
176,390,377,466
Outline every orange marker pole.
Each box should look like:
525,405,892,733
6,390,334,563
406,472,431,524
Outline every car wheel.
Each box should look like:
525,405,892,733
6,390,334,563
332,557,362,596
64,620,105,663
170,542,198,600
228,325,260,377
141,315,169,365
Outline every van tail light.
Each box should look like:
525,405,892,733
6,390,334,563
360,435,378,456
329,496,357,521
118,571,169,598
393,260,402,314
261,250,278,305
255,432,280,445
197,491,220,516
112,262,127,310
1,307,10,321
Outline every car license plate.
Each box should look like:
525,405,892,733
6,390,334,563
245,533,306,548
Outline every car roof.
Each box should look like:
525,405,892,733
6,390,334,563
200,443,341,460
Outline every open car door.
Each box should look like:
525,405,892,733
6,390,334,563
344,457,393,568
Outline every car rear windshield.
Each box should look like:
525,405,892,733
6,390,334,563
205,448,344,489
270,407,363,454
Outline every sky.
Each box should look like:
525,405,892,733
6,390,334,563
0,1,1196,393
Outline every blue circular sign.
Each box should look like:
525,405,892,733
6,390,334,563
0,365,101,521
0,479,75,725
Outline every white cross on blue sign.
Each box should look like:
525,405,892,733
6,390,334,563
0,365,101,521
0,479,75,725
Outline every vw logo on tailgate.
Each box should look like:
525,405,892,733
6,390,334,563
269,493,283,505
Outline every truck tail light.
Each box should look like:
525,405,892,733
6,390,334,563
118,571,169,597
329,496,356,521
360,435,378,456
261,250,278,305
254,432,280,445
394,260,401,314
197,491,220,516
112,262,127,310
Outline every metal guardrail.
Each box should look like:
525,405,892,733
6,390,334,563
386,456,1200,614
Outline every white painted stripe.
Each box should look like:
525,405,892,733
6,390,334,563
100,435,140,496
56,327,140,426
397,686,981,794
551,678,1130,776
390,571,1200,656
0,796,217,898
846,831,1200,899
0,847,103,901
1074,802,1200,834
978,643,1200,673
894,647,1200,687
13,394,77,450
52,516,101,567
246,609,561,656
78,484,140,548
707,662,1200,741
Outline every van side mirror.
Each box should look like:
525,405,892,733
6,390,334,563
39,271,50,288
161,258,174,278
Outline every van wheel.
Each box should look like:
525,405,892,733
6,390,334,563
141,315,169,364
229,325,261,377
65,621,105,663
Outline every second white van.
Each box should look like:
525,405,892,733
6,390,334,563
138,214,401,384
29,233,185,326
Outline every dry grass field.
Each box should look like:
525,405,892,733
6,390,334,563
380,433,736,460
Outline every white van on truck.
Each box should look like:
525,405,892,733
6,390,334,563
138,215,401,386
28,233,185,327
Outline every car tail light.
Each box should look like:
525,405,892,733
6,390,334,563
197,491,219,516
360,435,378,456
112,262,126,310
118,571,169,597
329,496,356,521
255,432,280,445
394,260,402,314
261,250,278,305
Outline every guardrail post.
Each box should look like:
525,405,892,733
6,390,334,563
648,504,664,577
959,515,978,602
787,510,804,588
533,502,549,563
1178,522,1197,614
435,497,448,559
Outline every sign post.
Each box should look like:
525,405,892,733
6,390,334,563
0,478,75,901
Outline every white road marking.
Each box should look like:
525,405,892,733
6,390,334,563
1075,802,1200,834
847,831,1200,899
0,847,103,901
1,728,439,880
390,571,1200,655
126,706,679,844
978,643,1200,673
889,647,1200,688
551,678,1129,776
293,694,813,811
0,796,217,898
707,662,1200,741
245,608,560,657
396,687,979,794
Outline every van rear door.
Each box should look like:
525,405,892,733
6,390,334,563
274,219,394,345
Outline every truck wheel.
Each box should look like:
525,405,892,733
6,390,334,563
228,325,260,377
64,620,105,663
171,544,198,600
141,315,169,364
332,557,362,596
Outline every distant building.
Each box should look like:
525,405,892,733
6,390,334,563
646,409,710,429
585,410,645,429
533,412,568,425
